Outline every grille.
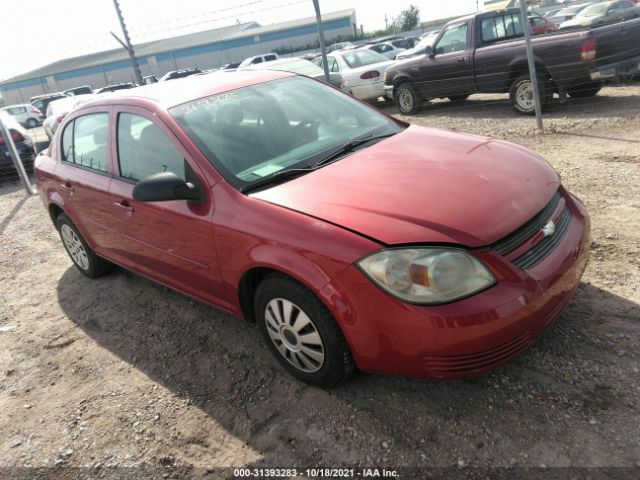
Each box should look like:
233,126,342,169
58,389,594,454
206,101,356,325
513,207,572,270
491,191,561,256
422,331,531,376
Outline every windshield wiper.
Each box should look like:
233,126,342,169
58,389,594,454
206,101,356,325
240,168,313,194
311,132,398,169
240,131,398,194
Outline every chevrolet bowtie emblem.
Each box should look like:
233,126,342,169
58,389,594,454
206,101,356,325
542,220,556,238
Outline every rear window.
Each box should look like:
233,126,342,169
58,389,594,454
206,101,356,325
340,50,388,68
481,14,524,42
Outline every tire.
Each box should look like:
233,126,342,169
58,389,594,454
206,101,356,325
394,82,423,115
509,73,552,115
448,94,470,102
255,275,355,388
26,118,38,129
567,83,601,98
56,213,114,278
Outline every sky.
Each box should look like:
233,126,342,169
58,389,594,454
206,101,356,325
0,0,479,81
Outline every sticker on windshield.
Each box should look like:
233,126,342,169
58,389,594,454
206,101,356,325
251,164,284,177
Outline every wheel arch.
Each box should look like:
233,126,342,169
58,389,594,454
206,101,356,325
48,202,64,226
237,255,337,323
507,58,554,89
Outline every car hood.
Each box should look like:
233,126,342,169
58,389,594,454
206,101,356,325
252,126,560,246
561,16,596,27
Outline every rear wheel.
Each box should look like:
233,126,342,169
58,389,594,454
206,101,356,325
509,73,552,115
26,118,38,129
448,94,470,102
56,213,114,278
255,275,355,387
567,83,601,98
395,82,423,115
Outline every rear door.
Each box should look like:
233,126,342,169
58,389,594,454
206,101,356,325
107,108,225,303
54,109,124,262
416,22,475,97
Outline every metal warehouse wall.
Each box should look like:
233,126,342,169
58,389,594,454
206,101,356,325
0,14,355,106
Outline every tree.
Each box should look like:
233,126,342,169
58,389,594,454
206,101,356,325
396,5,420,32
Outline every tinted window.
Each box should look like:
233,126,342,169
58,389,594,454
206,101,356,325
252,57,263,64
435,24,469,54
481,14,523,42
62,113,110,173
117,113,185,182
265,54,277,61
327,57,340,72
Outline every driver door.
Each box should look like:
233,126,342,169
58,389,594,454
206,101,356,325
416,22,476,98
107,108,227,305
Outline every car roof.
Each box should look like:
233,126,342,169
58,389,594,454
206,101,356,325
77,69,293,111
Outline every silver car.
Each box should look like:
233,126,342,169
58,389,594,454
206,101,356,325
43,95,95,140
560,0,639,28
0,104,44,129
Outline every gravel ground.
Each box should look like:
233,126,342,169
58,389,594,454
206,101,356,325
0,84,639,478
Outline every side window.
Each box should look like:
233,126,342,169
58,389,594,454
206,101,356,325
434,24,469,54
252,57,263,64
327,57,340,72
117,113,186,182
61,113,110,173
265,54,277,61
481,14,523,42
61,121,74,162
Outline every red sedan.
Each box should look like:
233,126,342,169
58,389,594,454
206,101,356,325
34,71,590,387
530,16,558,34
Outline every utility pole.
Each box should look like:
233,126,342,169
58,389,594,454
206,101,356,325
111,0,143,85
385,14,389,29
518,0,543,131
312,0,331,83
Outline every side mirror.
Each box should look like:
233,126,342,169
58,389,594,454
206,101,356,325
133,171,201,203
424,46,435,57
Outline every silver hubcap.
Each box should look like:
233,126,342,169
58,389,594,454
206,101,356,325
516,82,535,110
60,224,89,271
398,89,414,112
264,298,325,373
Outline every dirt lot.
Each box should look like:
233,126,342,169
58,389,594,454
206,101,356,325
1,85,639,478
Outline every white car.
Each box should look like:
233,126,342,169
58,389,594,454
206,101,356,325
1,104,44,129
43,95,95,140
313,50,394,101
358,42,406,60
238,53,279,68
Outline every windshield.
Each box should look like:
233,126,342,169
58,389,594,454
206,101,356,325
577,4,608,17
339,50,389,68
171,76,402,189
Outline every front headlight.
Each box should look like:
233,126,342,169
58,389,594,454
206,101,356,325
357,248,496,305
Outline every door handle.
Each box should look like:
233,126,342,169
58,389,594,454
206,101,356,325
113,200,134,213
60,181,74,193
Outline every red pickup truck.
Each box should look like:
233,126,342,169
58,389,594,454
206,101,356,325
383,8,640,114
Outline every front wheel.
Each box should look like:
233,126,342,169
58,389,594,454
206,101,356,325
56,213,114,278
395,82,423,115
509,73,552,115
255,275,355,387
26,118,38,129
